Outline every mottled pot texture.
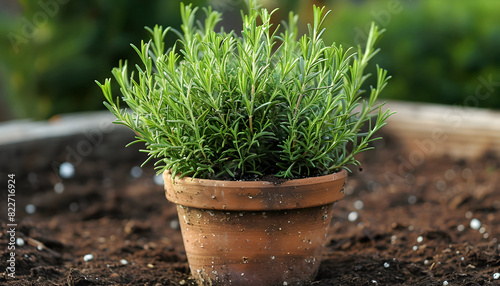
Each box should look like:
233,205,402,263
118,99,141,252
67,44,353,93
164,170,347,285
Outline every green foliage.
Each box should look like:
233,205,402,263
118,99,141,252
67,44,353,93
0,0,201,120
317,0,500,109
98,1,391,179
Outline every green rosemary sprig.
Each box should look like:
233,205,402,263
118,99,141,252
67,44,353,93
97,1,392,179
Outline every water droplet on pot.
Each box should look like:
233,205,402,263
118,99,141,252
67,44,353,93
443,281,449,286
120,259,128,265
470,218,481,230
413,245,418,251
270,256,275,260
479,227,486,234
424,260,429,265
59,162,75,179
493,273,500,280
383,262,390,268
130,166,142,178
457,224,465,232
417,236,423,243
25,204,36,214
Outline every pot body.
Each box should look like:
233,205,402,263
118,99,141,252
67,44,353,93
164,170,347,285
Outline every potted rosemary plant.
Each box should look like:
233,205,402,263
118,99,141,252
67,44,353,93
97,1,392,285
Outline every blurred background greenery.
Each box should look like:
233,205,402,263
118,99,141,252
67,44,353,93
0,0,499,121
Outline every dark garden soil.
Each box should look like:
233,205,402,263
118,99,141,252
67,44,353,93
1,131,499,285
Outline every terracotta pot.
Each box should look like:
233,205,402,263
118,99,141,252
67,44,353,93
163,170,347,285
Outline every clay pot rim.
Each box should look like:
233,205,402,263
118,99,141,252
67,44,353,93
164,169,347,211
164,169,347,186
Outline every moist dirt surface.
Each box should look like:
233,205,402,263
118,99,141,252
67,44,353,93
1,132,499,285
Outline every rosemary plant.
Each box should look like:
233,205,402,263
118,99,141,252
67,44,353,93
97,1,392,180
